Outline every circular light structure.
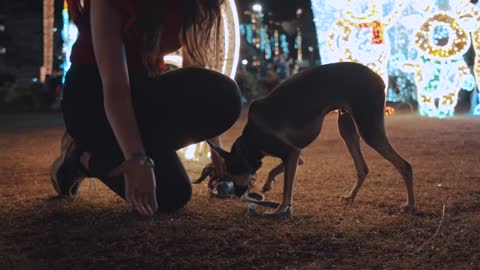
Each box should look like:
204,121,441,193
401,2,478,118
415,12,471,61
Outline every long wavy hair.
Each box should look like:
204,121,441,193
138,0,224,73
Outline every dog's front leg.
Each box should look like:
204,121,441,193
263,157,304,193
266,149,301,217
262,163,284,193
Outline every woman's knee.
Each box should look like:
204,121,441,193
156,179,192,212
157,187,192,212
181,67,241,103
185,68,242,129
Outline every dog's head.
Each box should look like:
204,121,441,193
207,137,262,196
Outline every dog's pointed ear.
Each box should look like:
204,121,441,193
207,140,230,159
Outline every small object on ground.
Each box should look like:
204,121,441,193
245,191,264,201
216,181,235,195
192,163,243,198
194,163,284,217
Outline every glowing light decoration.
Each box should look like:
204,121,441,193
312,0,409,93
61,1,79,82
464,1,480,116
280,34,289,56
399,0,478,118
312,0,480,117
474,27,480,115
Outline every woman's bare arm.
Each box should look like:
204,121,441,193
91,0,157,216
90,2,143,158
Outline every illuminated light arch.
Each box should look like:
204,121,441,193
400,1,477,118
163,0,240,80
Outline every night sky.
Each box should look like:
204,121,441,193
238,0,312,21
2,0,312,22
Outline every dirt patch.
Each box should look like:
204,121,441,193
1,114,479,269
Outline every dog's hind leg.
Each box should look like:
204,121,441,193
353,108,415,212
337,112,369,204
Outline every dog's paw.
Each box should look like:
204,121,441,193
261,184,272,193
400,203,416,214
338,195,355,205
262,177,276,193
262,206,292,219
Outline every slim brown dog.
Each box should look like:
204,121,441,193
208,62,415,217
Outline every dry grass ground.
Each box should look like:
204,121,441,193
0,113,479,270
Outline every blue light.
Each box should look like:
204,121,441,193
61,3,79,83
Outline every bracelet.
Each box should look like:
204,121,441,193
125,154,155,168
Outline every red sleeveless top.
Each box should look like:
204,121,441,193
66,0,183,69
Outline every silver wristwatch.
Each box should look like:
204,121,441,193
129,154,155,168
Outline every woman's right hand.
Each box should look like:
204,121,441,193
110,162,158,216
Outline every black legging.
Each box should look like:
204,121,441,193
61,64,242,212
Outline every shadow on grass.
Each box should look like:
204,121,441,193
6,187,479,270
0,195,366,270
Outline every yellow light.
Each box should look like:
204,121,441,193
415,12,471,60
163,54,183,67
344,0,377,24
401,1,478,117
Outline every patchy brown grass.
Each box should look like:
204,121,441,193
0,113,479,270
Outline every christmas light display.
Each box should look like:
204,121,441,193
312,0,408,92
280,34,290,56
312,0,480,118
399,0,477,118
462,1,480,115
